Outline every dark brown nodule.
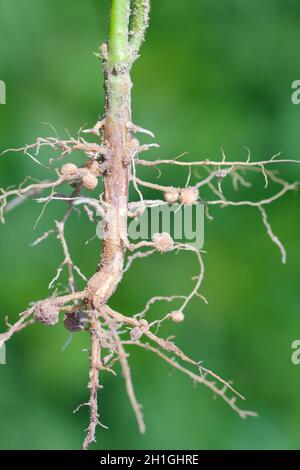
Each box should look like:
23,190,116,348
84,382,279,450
64,312,86,332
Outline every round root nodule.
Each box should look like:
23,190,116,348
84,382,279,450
179,187,198,205
34,303,59,326
152,232,174,252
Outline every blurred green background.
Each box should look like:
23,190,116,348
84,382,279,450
1,0,300,450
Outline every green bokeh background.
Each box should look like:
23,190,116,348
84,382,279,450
0,0,300,450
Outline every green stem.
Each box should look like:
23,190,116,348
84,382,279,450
108,0,130,70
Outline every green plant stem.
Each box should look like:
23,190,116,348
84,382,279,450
109,0,130,70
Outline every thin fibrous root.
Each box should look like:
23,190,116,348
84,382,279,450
102,309,146,434
82,313,102,450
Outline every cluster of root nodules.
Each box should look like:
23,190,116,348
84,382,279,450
1,121,299,449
